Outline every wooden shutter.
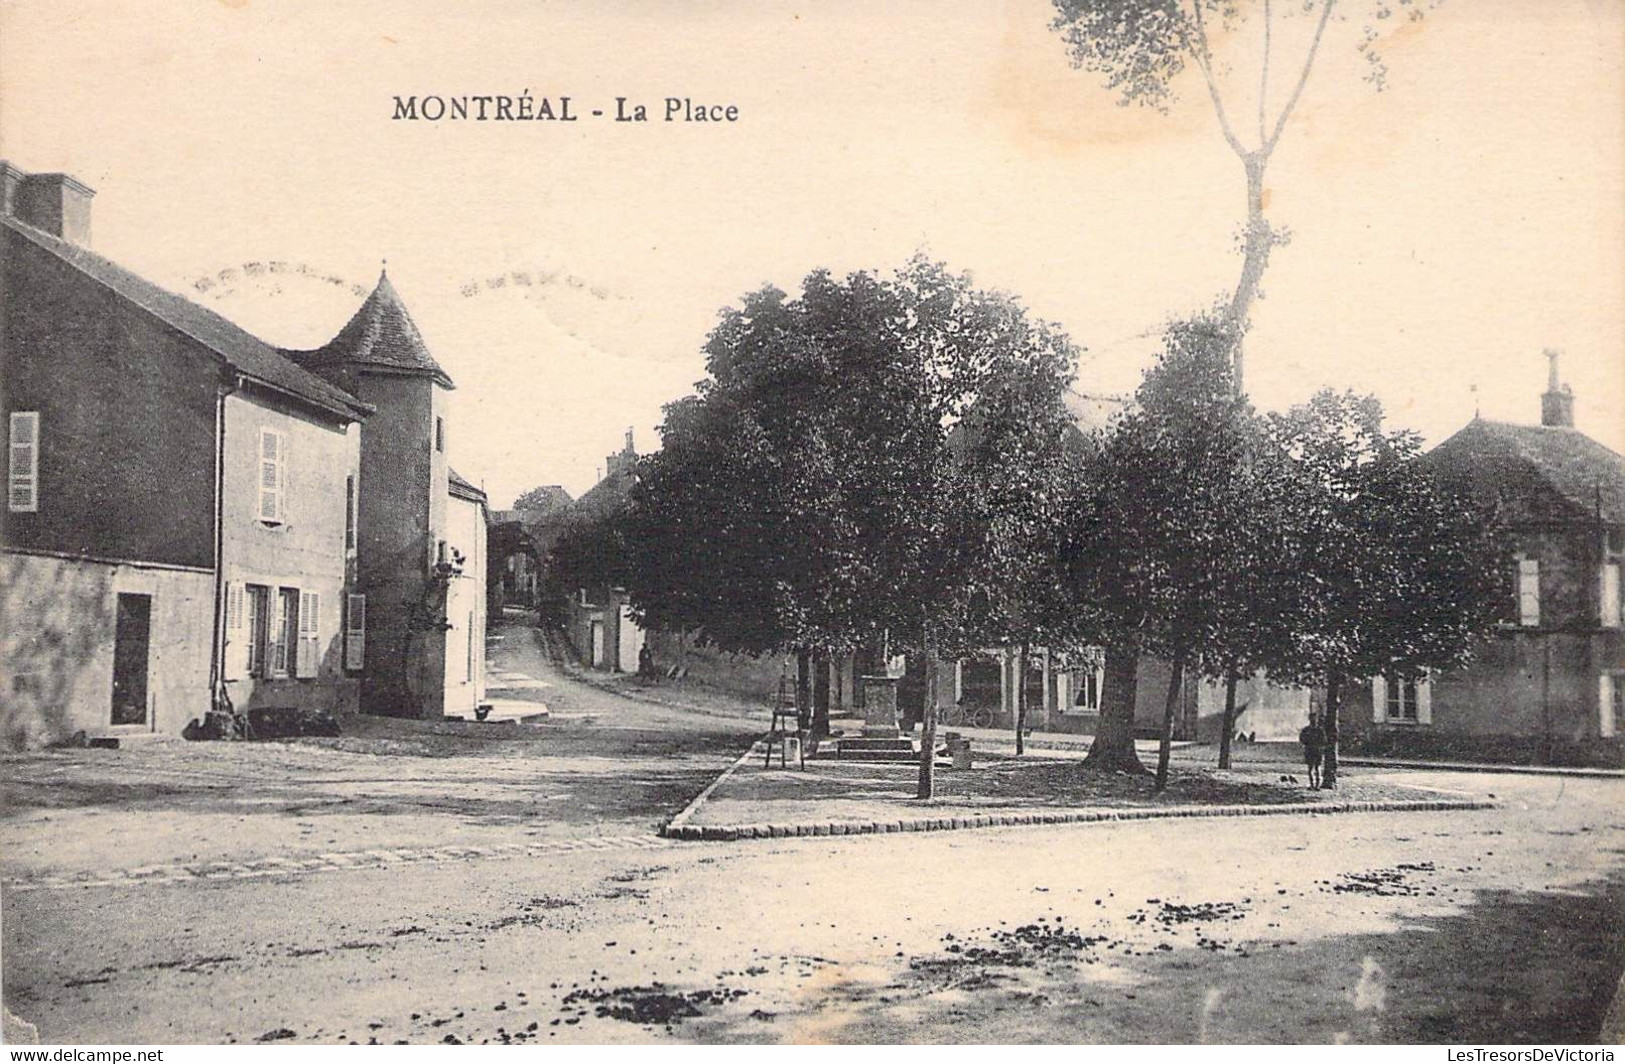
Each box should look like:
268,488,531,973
258,429,284,522
1602,675,1617,739
1416,672,1432,725
1371,676,1387,723
8,411,39,513
1603,563,1621,628
297,590,320,678
1518,558,1541,626
345,593,366,671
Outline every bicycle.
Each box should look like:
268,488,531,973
937,700,995,730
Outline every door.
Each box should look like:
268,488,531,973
111,593,152,726
590,620,606,668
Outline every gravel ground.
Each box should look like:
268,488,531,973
5,620,1622,1044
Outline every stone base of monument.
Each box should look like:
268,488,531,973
808,736,918,762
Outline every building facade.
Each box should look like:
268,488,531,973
1,162,487,746
1339,355,1625,767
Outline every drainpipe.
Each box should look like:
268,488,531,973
208,375,241,715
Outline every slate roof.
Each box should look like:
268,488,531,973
448,467,487,502
573,467,634,520
1429,417,1625,525
2,215,372,421
285,271,454,388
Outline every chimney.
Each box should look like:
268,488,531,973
1541,348,1574,428
605,427,637,478
0,161,95,246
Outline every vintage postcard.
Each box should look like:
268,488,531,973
1,0,1622,1051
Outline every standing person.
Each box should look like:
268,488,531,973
1299,713,1326,790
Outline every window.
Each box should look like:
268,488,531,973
271,588,298,677
345,593,366,672
1603,562,1621,629
437,540,448,567
1387,675,1419,721
8,411,39,513
435,416,445,453
258,429,286,523
1373,671,1432,725
466,611,475,681
1517,557,1541,627
297,590,320,679
1601,673,1623,739
246,585,270,678
1061,648,1105,715
345,475,356,552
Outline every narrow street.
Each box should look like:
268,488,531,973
4,617,1624,1044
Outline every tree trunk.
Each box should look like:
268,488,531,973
795,646,812,734
1218,665,1240,770
811,648,831,739
1155,648,1187,792
1322,672,1342,789
1015,642,1029,756
1226,151,1271,392
1083,640,1150,774
916,634,940,799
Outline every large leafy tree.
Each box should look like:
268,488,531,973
1065,316,1269,783
624,257,1080,797
1050,0,1437,384
1265,390,1507,786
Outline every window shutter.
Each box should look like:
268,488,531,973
258,430,284,522
8,411,39,513
1518,558,1541,626
1371,676,1387,723
297,590,320,678
345,593,366,671
1417,672,1432,725
1603,563,1622,629
1602,675,1617,739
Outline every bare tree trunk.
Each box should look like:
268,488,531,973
1322,672,1342,789
1083,640,1150,775
1155,647,1187,792
1226,151,1271,391
1217,664,1240,770
1015,641,1029,756
916,633,940,799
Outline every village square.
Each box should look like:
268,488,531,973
2,0,1624,1049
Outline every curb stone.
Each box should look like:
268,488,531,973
660,796,1498,842
662,736,767,834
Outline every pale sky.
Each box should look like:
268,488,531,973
3,0,1621,504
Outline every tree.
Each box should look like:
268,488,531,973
623,258,1080,796
1050,0,1437,385
1065,315,1266,784
1265,390,1507,787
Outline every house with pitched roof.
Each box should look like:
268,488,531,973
1338,353,1625,766
0,162,486,745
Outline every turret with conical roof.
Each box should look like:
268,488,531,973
290,269,460,719
287,270,454,389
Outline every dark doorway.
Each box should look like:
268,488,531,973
111,592,152,726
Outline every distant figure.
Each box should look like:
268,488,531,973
637,645,654,678
1299,714,1326,790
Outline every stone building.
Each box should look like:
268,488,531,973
1339,353,1625,766
0,162,487,745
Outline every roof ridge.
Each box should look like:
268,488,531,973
2,215,371,420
